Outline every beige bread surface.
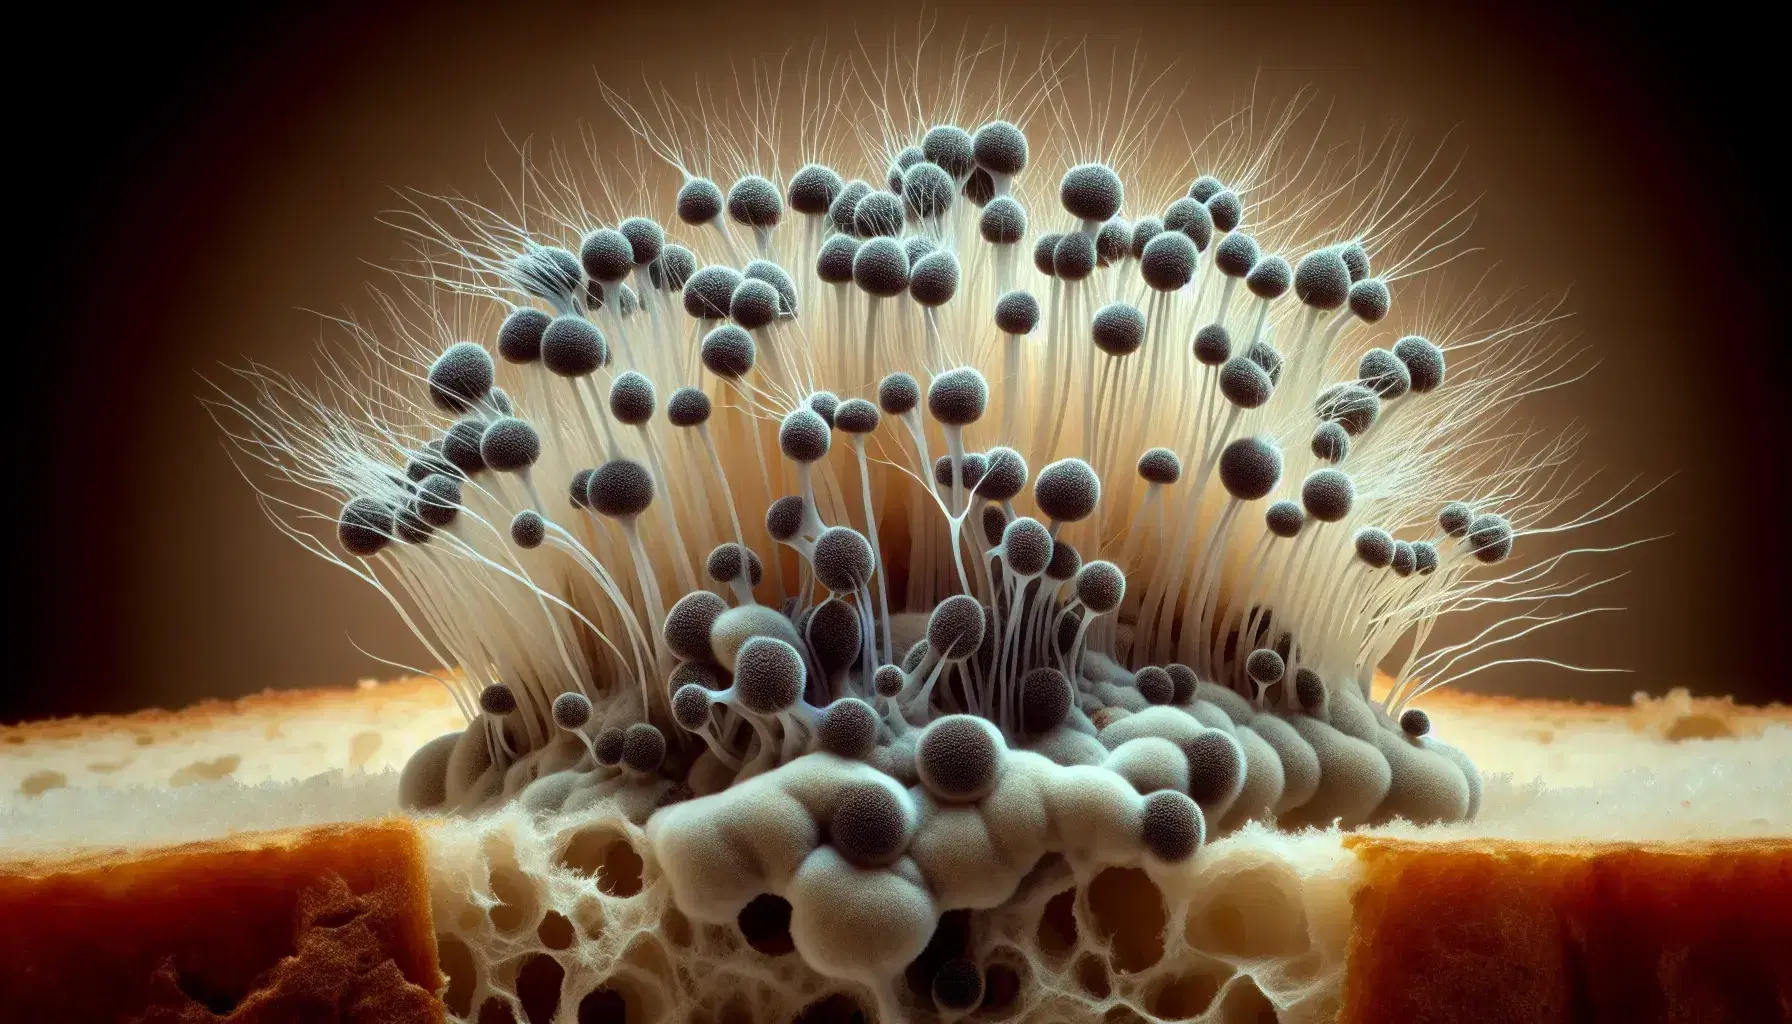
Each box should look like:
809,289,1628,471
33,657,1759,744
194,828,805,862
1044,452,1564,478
2,681,1788,1023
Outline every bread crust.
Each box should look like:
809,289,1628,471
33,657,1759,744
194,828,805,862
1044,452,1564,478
0,819,444,1022
1342,835,1792,1023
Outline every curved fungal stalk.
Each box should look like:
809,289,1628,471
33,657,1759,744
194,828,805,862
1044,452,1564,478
208,34,1645,1005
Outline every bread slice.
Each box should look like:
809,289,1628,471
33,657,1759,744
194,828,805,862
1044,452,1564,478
3,680,1787,1023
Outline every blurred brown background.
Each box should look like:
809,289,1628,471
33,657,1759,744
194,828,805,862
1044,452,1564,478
11,1,1786,721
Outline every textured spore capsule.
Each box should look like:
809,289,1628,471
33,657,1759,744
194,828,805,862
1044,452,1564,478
666,386,712,427
972,120,1028,175
852,236,910,296
1091,301,1146,356
579,228,634,284
917,715,1000,802
427,342,494,414
1060,163,1124,222
726,174,783,228
1163,197,1214,251
979,195,1027,244
1302,468,1356,522
587,458,655,518
1137,447,1182,485
1035,458,1100,522
540,317,606,377
683,266,743,320
676,177,724,225
1218,436,1283,501
497,308,549,365
927,367,988,426
1214,232,1259,278
787,163,843,215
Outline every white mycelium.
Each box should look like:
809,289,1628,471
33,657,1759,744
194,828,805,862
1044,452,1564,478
213,41,1643,1013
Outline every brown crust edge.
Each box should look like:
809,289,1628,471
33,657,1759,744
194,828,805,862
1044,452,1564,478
1341,835,1792,1023
0,818,445,1022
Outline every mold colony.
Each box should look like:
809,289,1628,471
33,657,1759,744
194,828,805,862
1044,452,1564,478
217,43,1630,1021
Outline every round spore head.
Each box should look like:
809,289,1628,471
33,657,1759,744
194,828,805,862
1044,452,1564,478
1075,560,1125,614
778,407,831,464
1214,231,1259,278
699,324,757,381
586,458,654,519
666,386,712,428
427,342,494,414
1137,447,1182,485
928,595,986,660
617,216,663,265
874,664,905,698
1400,707,1431,737
552,691,593,731
479,417,540,473
1187,174,1223,202
831,781,909,871
927,367,989,426
676,178,724,225
621,722,666,773
606,371,656,426
593,727,624,765
973,119,1028,175
917,715,1000,802
1302,468,1355,522
394,501,434,546
496,308,549,365
1358,348,1411,399
1219,356,1274,409
1438,501,1474,538
1311,420,1350,463
1135,665,1174,706
878,371,920,415
933,452,988,491
1060,163,1124,222
1205,188,1243,232
981,504,1008,547
1247,254,1293,299
683,265,743,320
1294,668,1327,714
1053,231,1097,281
744,259,798,316
1092,301,1146,357
665,590,728,663
764,495,806,543
903,235,937,267
979,195,1027,244
1141,790,1203,862
1412,540,1440,575
726,174,783,228
1314,382,1381,436
910,250,961,307
834,397,880,435
509,509,546,549
994,290,1040,335
852,236,910,296
1393,335,1445,394
1033,232,1064,275
486,387,514,416
1164,197,1214,251
1035,458,1101,523
1265,499,1305,538
829,179,871,235
567,468,595,509
902,161,955,219
787,163,843,215
672,683,714,732
478,682,517,716
336,494,394,555
975,447,1028,502
1096,218,1130,266
734,636,805,714
1193,323,1232,366
817,698,878,759
1184,730,1243,804
1166,664,1198,705
1294,248,1352,310
1355,527,1395,568
853,191,905,238
443,420,488,476
816,234,859,284
579,228,634,284
1349,278,1391,323
1391,540,1416,577
1047,539,1081,581
922,124,976,178
1218,436,1283,501
1336,241,1370,282
729,278,780,330
416,474,463,529
1019,667,1071,734
932,959,985,1011
1466,513,1514,563
540,317,607,378
705,543,765,587
512,247,582,305
1001,516,1053,577
648,244,697,291
1124,218,1162,262
1246,647,1286,686
813,526,874,593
